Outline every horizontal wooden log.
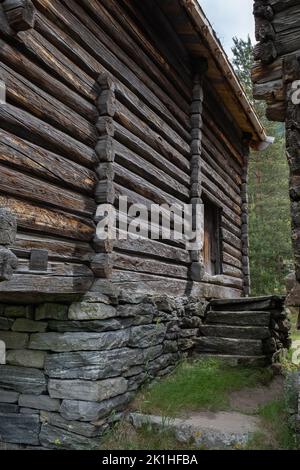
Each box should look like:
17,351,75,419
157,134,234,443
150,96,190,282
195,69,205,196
221,228,242,250
253,79,284,101
0,104,96,168
114,163,186,206
0,195,95,241
33,2,189,131
113,235,190,264
223,242,242,261
93,272,242,298
114,123,189,184
0,273,93,301
19,16,189,141
203,114,243,173
222,217,242,239
201,159,241,206
223,252,243,269
112,252,189,279
16,259,93,277
18,28,99,102
272,4,300,33
275,28,300,57
0,164,95,217
266,101,286,121
268,0,300,13
222,264,243,279
114,100,190,169
62,0,190,112
13,233,93,263
251,58,283,84
0,129,96,194
114,142,189,201
201,273,244,290
0,39,97,121
98,0,192,97
0,62,97,147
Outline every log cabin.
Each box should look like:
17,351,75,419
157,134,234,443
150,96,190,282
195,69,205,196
252,0,300,307
0,0,288,450
0,0,270,303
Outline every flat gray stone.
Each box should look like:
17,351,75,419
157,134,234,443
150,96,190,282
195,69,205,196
4,305,33,318
0,413,40,445
200,325,271,340
0,389,19,403
0,316,14,330
39,424,100,450
0,331,28,349
60,393,133,422
29,330,130,352
0,365,46,394
129,411,262,449
35,303,68,321
48,318,128,333
194,337,263,356
117,303,155,318
0,403,19,413
12,318,47,333
68,302,116,321
45,348,144,380
48,377,128,402
129,324,166,348
6,350,46,369
19,394,60,412
40,411,101,437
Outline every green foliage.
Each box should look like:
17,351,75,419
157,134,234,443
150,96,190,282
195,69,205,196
232,36,293,295
134,359,273,417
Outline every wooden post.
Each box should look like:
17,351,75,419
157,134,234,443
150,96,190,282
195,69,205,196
241,141,251,296
92,74,116,279
190,59,207,282
0,208,18,281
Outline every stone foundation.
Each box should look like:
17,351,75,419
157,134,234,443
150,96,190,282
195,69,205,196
0,292,207,449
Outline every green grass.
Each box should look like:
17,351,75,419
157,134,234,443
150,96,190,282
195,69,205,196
246,400,299,450
101,421,198,450
134,359,273,417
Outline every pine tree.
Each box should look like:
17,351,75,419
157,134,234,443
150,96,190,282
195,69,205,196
231,36,293,295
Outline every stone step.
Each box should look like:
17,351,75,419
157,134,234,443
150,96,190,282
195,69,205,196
209,296,285,312
200,324,271,340
206,311,271,326
129,411,262,449
194,337,263,356
195,354,269,367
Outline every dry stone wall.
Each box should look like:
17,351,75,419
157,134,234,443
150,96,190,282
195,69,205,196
0,292,207,449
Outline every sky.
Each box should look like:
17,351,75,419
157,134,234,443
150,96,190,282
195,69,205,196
200,0,255,58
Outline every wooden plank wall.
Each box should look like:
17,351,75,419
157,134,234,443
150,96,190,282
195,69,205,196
202,83,245,289
0,0,247,299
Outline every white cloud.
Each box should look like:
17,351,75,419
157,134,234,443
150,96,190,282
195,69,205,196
200,0,255,58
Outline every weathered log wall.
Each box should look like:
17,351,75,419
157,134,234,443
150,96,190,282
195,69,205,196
0,0,249,299
252,0,300,304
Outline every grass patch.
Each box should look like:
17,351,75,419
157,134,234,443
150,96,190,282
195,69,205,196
246,399,298,450
134,359,273,417
100,421,198,451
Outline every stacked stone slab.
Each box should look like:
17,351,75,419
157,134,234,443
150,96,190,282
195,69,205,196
0,292,207,449
196,296,290,365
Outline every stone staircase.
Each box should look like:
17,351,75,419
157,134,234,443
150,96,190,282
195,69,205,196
194,296,288,366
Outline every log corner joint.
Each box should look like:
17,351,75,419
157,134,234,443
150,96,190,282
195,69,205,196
0,208,18,282
1,0,36,34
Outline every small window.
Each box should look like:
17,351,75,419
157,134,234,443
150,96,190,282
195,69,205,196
203,198,222,275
